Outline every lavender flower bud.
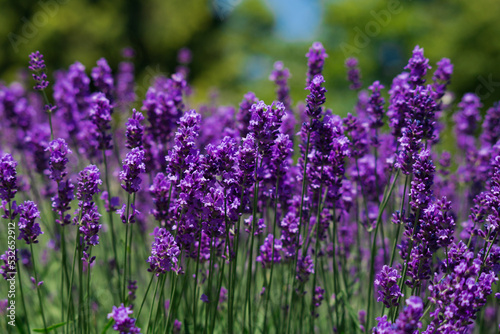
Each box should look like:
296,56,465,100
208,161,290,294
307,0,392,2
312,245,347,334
306,42,328,85
28,51,49,90
345,57,362,90
18,201,43,245
125,109,144,149
305,75,327,119
0,153,17,202
120,148,145,194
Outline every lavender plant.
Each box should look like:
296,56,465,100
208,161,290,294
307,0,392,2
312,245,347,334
1,44,500,334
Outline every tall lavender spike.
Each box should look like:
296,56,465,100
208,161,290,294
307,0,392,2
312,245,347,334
28,51,49,91
404,45,431,87
119,148,145,194
89,92,113,151
269,61,291,111
18,201,43,245
305,75,327,119
0,153,18,203
125,109,145,149
306,42,328,85
345,57,362,90
91,58,114,101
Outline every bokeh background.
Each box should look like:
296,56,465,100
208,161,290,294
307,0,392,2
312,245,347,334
1,0,500,115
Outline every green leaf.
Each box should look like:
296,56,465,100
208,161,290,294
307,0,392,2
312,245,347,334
32,322,66,332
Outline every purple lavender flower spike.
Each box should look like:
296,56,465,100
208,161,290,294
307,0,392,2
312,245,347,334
306,42,328,85
404,45,431,87
147,227,181,275
91,58,114,101
409,150,435,211
237,92,259,138
269,61,291,111
149,173,171,227
126,109,145,149
374,265,403,308
345,57,362,90
107,304,141,333
116,60,136,108
18,201,43,245
75,165,102,205
89,92,113,151
79,202,102,246
432,58,453,100
0,154,18,202
120,148,145,194
29,51,49,90
366,81,385,129
305,75,327,119
454,93,482,151
46,138,71,183
256,234,282,268
480,102,500,148
395,121,423,175
0,250,17,280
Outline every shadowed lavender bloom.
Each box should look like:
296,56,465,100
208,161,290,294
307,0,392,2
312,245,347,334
79,202,102,246
269,61,291,110
305,75,327,119
46,138,71,183
306,42,328,85
116,204,140,224
127,280,137,307
25,124,50,174
116,60,135,108
404,46,431,87
372,296,423,333
256,234,282,268
126,109,144,149
374,265,403,308
406,85,437,141
296,254,314,283
410,150,435,211
120,148,145,194
249,100,285,156
366,81,385,129
454,93,482,151
345,57,362,90
91,58,114,101
150,173,172,227
173,319,182,334
271,133,293,179
178,48,192,64
0,153,17,202
147,227,181,275
387,72,411,139
0,250,17,280
237,92,259,138
343,113,369,159
18,201,43,244
480,102,500,148
107,304,141,334
432,58,453,100
29,51,49,90
312,286,325,318
89,93,113,151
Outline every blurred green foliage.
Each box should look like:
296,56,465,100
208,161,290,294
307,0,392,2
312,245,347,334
1,0,500,114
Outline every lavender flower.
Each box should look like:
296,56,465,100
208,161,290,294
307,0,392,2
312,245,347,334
366,81,385,129
91,58,114,101
120,148,145,194
269,61,291,110
126,109,144,149
28,51,49,90
305,75,327,119
256,234,282,268
0,154,17,202
18,201,43,244
0,250,17,280
432,58,453,100
374,265,403,308
147,227,181,275
107,304,141,334
237,92,259,138
480,102,500,147
46,138,71,183
79,202,102,246
75,165,102,205
312,286,325,318
89,93,113,151
345,57,362,90
149,173,172,227
306,42,328,85
404,46,431,87
409,150,435,211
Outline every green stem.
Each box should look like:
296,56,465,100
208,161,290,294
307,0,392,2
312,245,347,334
30,243,48,334
146,277,161,333
137,275,155,321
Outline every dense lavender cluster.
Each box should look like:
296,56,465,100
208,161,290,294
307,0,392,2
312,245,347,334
2,44,500,334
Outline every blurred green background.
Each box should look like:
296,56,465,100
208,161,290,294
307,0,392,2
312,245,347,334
1,0,500,115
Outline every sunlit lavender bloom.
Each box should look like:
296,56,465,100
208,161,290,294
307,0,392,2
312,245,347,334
147,227,181,275
107,304,141,334
120,148,145,194
306,42,328,85
29,51,49,90
404,46,431,87
345,57,362,90
18,201,43,245
126,109,144,149
46,138,71,183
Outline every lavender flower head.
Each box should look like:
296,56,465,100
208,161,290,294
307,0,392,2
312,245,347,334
120,148,145,194
107,304,141,334
18,201,43,244
126,109,144,149
29,51,49,90
432,58,453,100
366,81,385,129
177,47,192,64
269,61,291,110
345,57,362,90
404,46,431,87
0,153,17,202
306,42,328,84
305,75,327,119
46,138,71,183
410,150,435,211
147,227,181,275
374,265,403,308
455,93,482,137
91,58,114,101
89,92,113,151
76,165,102,205
0,250,17,280
256,234,282,268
